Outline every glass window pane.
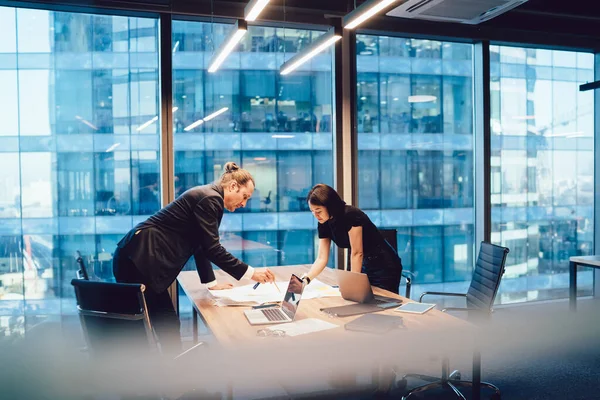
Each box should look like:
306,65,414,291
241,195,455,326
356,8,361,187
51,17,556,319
173,22,334,275
491,45,594,304
0,7,160,334
357,36,475,294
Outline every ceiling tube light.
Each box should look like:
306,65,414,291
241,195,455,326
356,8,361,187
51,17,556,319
183,107,229,131
208,20,247,73
408,95,437,103
343,0,401,30
105,143,121,153
137,116,158,132
245,0,270,21
272,134,295,139
280,26,342,76
75,115,99,131
184,119,205,132
203,107,229,122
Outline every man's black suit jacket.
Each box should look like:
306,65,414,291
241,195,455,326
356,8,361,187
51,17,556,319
116,183,249,293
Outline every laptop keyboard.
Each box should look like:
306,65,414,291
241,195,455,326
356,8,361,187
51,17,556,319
261,308,288,321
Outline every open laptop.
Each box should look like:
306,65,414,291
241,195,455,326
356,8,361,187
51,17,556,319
337,270,401,305
244,274,305,325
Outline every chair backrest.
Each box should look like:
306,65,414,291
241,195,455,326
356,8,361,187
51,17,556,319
378,228,398,253
466,242,510,311
75,251,89,280
71,279,158,356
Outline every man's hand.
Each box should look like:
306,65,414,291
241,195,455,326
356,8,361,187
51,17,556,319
251,268,275,283
208,283,234,290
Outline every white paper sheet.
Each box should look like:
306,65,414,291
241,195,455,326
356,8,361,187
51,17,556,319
266,318,339,337
209,279,340,306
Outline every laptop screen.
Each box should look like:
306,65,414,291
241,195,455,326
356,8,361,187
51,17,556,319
281,274,304,319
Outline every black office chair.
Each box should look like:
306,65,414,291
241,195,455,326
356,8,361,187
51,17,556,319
75,251,90,280
71,279,158,357
398,241,510,400
71,279,206,399
378,228,414,299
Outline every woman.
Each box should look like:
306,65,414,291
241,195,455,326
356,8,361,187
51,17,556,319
302,184,402,294
113,162,275,353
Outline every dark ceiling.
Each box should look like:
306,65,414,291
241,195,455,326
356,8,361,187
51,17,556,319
4,0,600,47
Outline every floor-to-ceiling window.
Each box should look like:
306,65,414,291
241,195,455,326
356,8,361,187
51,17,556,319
0,6,160,336
491,45,595,303
356,36,475,294
172,21,334,272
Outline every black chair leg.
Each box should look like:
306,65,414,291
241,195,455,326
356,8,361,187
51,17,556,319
402,381,467,400
450,380,502,399
402,381,444,400
402,373,439,383
447,382,468,400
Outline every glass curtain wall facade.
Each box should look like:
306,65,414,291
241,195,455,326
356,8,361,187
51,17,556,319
172,21,334,271
356,36,475,292
0,6,596,341
0,7,160,336
490,46,595,303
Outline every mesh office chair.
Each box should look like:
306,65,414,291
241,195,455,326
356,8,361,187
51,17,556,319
398,242,510,400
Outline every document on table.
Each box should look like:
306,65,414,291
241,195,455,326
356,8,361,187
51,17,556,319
267,318,339,337
209,279,341,306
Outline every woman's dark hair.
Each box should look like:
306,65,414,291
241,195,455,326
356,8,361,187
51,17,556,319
306,184,346,217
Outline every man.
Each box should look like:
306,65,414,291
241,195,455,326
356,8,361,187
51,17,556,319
113,162,275,353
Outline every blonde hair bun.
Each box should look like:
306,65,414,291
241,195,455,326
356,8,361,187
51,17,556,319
224,162,240,173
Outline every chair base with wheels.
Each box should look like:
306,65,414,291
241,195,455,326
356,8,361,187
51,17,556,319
395,242,509,400
397,357,501,400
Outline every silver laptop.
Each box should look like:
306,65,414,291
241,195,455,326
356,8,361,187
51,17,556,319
337,270,401,305
244,274,305,325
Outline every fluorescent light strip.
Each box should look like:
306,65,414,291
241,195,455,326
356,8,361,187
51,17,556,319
105,143,121,153
408,95,437,103
172,40,180,53
184,119,204,132
208,20,248,73
245,0,270,21
280,27,341,76
183,107,229,131
203,107,229,122
75,115,99,131
137,116,158,132
272,134,295,139
344,0,400,30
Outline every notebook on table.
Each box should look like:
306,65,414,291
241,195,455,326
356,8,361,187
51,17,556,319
344,313,404,334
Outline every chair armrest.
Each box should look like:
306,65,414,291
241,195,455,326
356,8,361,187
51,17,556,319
401,270,415,279
419,292,467,302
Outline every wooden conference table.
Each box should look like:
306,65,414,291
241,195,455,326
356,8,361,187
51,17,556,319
177,265,482,398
